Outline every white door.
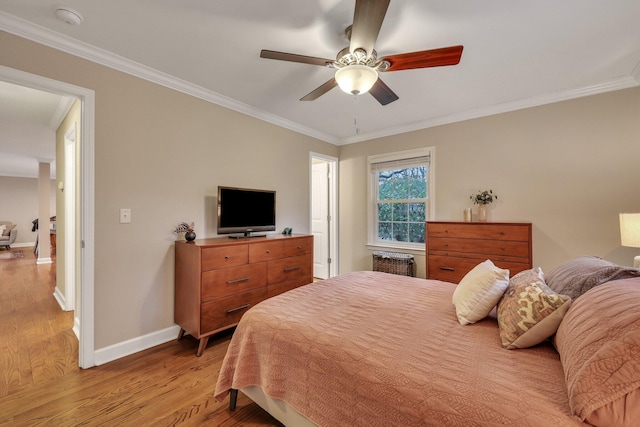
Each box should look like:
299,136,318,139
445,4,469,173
312,161,330,279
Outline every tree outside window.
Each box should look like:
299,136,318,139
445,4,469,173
368,147,433,250
376,166,427,244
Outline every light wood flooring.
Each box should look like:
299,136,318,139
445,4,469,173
0,247,282,426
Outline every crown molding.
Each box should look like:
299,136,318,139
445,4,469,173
632,60,640,84
2,11,637,148
0,11,339,145
340,75,639,145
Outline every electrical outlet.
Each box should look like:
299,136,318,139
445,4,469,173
120,208,131,224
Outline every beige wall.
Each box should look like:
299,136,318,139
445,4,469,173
338,87,640,276
0,175,55,245
3,28,638,356
1,31,338,350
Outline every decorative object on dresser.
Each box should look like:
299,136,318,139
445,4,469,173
470,189,497,222
174,234,313,356
619,213,640,267
463,207,472,222
426,221,532,283
174,221,196,241
372,251,416,277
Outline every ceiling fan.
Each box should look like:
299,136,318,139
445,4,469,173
260,0,463,106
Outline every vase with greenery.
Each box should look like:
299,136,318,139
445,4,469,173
470,190,497,222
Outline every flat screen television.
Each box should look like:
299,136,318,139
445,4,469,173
217,186,276,237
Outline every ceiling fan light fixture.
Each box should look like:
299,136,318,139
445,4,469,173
335,64,378,95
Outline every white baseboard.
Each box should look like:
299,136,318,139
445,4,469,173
52,287,66,310
12,242,35,248
93,325,181,366
73,316,80,340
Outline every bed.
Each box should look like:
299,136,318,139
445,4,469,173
214,259,640,426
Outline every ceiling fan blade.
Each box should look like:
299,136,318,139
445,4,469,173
300,78,338,101
350,0,390,58
369,78,399,106
382,45,464,71
260,50,334,67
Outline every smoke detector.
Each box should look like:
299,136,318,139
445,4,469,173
55,7,83,25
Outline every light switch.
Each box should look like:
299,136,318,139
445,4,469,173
120,208,131,224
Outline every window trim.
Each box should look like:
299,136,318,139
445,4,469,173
366,147,435,252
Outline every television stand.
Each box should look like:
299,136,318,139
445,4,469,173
174,234,313,356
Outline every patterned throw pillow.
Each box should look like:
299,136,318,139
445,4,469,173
497,268,571,349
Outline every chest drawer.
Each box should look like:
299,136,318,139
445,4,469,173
202,245,248,271
267,254,313,284
428,255,531,283
427,223,530,241
201,262,267,302
249,240,284,263
200,287,268,334
428,237,530,258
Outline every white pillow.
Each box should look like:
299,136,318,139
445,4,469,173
452,259,510,325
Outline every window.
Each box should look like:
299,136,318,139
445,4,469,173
367,147,434,250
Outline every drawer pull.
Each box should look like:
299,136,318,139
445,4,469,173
297,245,302,250
226,304,251,314
225,256,230,259
284,266,302,272
440,266,455,271
501,247,506,251
227,277,250,285
266,250,271,254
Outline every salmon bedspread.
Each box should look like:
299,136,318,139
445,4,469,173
214,271,585,426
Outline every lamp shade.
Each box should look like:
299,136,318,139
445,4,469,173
335,65,378,95
620,213,640,248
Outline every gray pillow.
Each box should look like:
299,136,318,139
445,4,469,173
546,256,640,300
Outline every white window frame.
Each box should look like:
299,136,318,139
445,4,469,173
366,147,435,253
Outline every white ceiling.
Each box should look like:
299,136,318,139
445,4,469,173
0,0,639,154
0,80,72,177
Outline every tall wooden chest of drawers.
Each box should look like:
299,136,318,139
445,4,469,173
426,222,532,283
175,234,313,356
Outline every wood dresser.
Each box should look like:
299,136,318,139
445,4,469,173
426,221,532,283
175,234,313,356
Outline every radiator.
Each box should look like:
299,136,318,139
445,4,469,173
372,251,416,277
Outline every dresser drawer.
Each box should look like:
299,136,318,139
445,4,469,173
428,255,531,284
427,223,530,241
282,237,313,257
267,254,313,284
200,287,267,334
267,277,312,298
428,236,530,258
249,240,284,263
202,245,248,271
201,263,267,302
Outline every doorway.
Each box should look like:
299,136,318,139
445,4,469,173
0,65,96,368
310,153,338,279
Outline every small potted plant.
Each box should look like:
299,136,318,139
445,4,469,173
470,190,497,221
174,222,196,241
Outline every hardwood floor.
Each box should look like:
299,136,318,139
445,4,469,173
0,247,282,426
